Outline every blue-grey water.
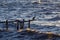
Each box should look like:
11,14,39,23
0,0,60,40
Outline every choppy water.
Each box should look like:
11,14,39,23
0,0,60,40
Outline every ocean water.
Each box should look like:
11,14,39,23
0,0,60,40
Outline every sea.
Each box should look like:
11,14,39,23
0,0,60,40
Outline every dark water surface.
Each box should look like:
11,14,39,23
0,0,60,40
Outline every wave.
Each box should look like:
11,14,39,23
47,16,60,21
